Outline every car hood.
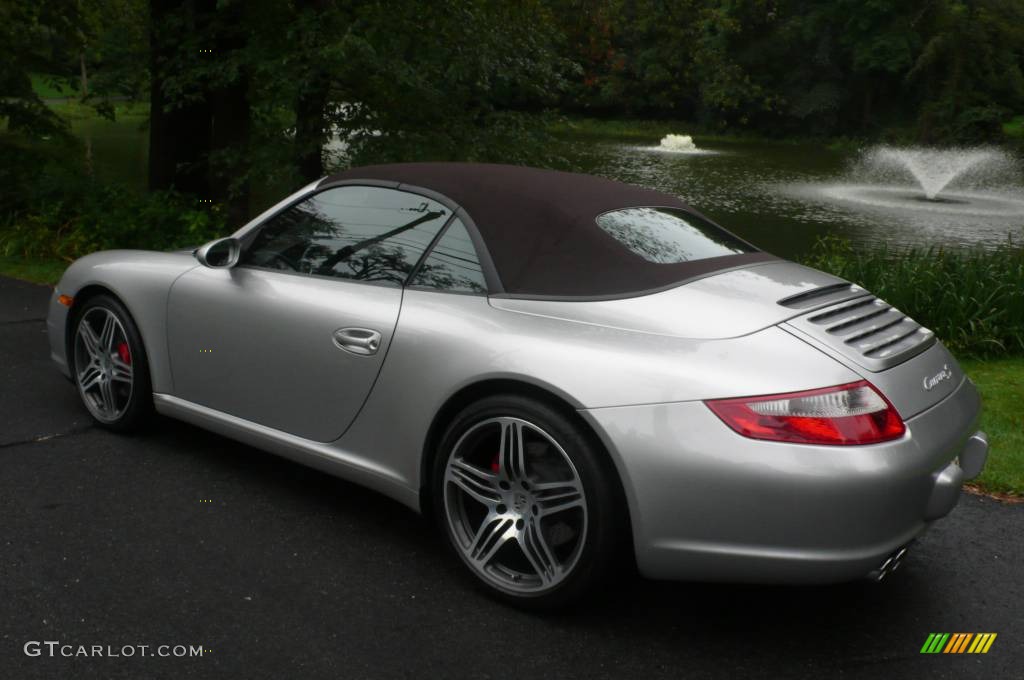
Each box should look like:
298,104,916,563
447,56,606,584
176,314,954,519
489,261,851,340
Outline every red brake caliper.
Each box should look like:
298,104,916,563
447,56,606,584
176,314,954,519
117,342,132,365
490,452,500,473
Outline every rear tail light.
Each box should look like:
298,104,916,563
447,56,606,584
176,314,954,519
705,380,905,446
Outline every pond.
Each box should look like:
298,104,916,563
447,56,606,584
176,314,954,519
68,114,1024,261
559,136,1024,259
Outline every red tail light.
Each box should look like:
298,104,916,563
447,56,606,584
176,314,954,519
705,380,905,446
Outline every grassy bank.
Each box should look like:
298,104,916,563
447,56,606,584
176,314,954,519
1004,115,1024,140
30,73,75,99
548,116,819,145
552,114,1024,148
0,256,67,285
962,358,1024,498
549,116,872,151
45,100,149,121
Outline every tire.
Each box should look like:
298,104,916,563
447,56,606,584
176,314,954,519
431,394,624,609
69,294,153,431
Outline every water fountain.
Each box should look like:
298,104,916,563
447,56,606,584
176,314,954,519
633,133,716,155
807,145,1024,218
659,134,698,152
861,146,1015,201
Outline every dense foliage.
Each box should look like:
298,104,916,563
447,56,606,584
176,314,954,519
802,236,1024,358
0,143,222,262
554,0,1024,142
1,1,1022,361
4,1,1022,188
160,1,571,223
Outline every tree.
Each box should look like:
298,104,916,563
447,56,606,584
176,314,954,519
148,0,252,225
0,0,81,136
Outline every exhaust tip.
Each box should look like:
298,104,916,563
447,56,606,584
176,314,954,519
868,546,909,582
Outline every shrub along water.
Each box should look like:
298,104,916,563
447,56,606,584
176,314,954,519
0,142,223,264
801,236,1024,359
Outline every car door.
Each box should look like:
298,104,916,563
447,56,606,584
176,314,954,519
166,184,453,442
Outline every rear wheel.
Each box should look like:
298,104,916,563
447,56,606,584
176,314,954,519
432,394,623,609
70,295,153,431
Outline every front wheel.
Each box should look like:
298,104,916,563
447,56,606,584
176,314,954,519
70,295,153,431
432,395,624,609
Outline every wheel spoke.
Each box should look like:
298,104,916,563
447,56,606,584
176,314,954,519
533,480,585,518
110,356,133,384
448,458,501,508
467,516,514,568
98,376,117,415
520,519,558,585
79,322,101,361
98,311,117,353
78,364,103,392
498,419,527,481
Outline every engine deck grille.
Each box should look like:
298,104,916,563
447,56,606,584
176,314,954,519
782,290,935,372
777,282,867,310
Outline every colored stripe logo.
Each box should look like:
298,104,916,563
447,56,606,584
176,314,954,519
920,633,997,654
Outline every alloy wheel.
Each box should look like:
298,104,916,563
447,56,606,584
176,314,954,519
443,416,588,594
73,307,134,423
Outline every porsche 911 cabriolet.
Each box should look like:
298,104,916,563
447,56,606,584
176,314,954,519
47,163,988,608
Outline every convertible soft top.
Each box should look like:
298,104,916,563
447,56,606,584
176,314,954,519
323,163,775,297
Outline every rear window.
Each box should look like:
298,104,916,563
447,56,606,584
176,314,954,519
596,207,753,264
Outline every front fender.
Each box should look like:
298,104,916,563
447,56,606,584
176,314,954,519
48,250,198,391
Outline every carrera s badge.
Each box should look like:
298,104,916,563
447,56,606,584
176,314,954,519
923,364,953,391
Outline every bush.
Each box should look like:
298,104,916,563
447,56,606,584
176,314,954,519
801,236,1024,358
0,142,224,262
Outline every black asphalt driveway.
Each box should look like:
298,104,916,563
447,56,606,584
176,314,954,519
1,275,1022,680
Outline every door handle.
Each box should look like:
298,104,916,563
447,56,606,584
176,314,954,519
333,328,382,356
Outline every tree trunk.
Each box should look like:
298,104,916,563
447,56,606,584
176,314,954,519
77,0,88,97
208,0,251,225
210,78,251,226
148,0,212,197
79,52,88,97
861,84,872,130
292,0,334,182
294,74,330,182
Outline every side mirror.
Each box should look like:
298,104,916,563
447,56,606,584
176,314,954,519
194,237,240,268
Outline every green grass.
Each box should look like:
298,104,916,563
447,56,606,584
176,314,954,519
1003,114,1024,140
0,256,67,285
30,73,75,99
47,100,149,121
962,358,1024,498
549,116,687,141
548,115,807,145
548,115,870,147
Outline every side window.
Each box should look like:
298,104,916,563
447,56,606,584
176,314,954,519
240,186,450,286
409,218,488,294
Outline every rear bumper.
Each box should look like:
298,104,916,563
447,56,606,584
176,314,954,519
582,375,984,583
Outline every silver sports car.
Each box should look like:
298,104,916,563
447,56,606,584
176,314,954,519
47,163,988,608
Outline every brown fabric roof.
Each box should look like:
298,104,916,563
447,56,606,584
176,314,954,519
322,163,774,298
